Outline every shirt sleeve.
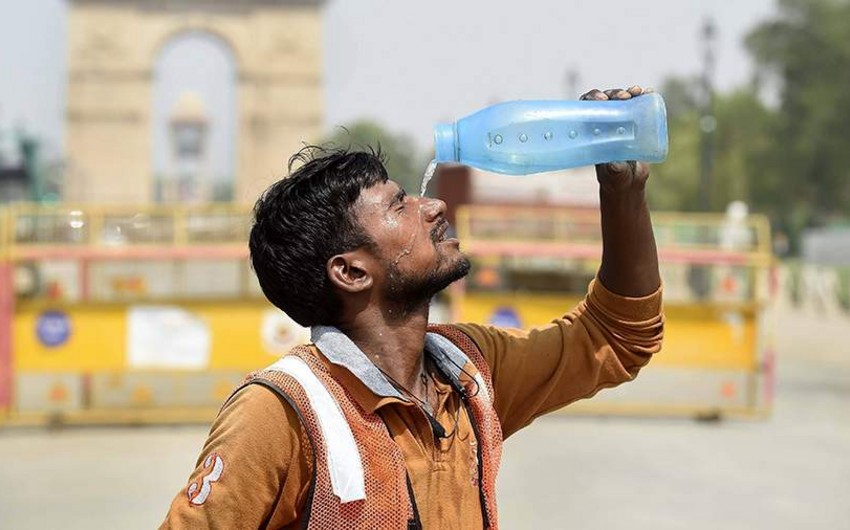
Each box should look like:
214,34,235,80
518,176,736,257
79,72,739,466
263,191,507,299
454,277,664,439
159,384,312,530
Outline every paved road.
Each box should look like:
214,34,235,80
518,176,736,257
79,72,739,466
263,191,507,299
1,310,848,529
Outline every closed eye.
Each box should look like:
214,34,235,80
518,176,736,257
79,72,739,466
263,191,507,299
389,188,407,210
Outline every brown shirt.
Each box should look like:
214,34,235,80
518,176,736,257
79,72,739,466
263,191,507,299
161,278,664,529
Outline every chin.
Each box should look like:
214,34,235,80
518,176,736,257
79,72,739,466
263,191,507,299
454,254,472,278
437,254,472,288
383,253,471,305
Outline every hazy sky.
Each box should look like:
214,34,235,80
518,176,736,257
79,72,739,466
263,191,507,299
0,0,778,173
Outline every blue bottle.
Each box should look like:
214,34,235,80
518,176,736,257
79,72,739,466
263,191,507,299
433,93,668,175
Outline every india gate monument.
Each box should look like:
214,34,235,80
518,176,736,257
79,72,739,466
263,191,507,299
65,0,323,204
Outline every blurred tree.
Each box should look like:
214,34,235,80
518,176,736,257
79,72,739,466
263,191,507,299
712,89,776,211
647,77,703,211
650,79,778,215
658,76,702,123
322,121,424,194
746,0,850,249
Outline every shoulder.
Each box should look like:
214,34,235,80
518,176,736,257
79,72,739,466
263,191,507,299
224,381,295,416
209,381,312,486
448,322,531,357
215,382,306,447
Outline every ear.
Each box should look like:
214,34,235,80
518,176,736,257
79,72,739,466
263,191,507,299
327,250,374,294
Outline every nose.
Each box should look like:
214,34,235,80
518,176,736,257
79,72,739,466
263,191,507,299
420,196,447,222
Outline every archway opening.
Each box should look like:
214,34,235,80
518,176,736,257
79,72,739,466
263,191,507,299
151,31,238,203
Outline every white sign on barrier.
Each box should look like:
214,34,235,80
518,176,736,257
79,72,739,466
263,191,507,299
127,306,210,369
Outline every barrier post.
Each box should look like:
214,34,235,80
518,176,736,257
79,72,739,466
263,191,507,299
0,209,13,411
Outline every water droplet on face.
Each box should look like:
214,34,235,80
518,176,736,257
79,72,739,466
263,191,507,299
617,127,626,135
519,133,528,143
544,131,553,141
593,128,602,136
493,134,503,145
569,130,578,139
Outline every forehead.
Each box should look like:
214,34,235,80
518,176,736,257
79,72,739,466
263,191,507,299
354,179,402,211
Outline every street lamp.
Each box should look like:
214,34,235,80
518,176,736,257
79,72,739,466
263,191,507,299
699,17,717,211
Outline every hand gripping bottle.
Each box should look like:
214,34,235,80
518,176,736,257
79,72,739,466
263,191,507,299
433,93,668,175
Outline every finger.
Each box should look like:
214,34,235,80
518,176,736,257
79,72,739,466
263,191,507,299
618,161,651,180
635,161,651,180
604,160,650,176
580,89,608,101
627,85,644,96
603,88,625,100
605,161,630,174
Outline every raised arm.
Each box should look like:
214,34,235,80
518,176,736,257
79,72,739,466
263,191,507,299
581,86,662,297
454,86,664,437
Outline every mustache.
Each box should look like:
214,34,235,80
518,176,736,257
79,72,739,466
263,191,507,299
430,219,448,242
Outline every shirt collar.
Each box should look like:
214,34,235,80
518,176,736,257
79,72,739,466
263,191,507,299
310,325,474,413
311,325,402,401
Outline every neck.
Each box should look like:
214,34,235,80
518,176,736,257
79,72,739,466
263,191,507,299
337,301,431,391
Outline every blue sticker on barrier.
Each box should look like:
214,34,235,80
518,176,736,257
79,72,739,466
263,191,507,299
488,307,522,328
36,310,72,348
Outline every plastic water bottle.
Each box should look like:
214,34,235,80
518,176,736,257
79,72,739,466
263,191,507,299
433,93,668,175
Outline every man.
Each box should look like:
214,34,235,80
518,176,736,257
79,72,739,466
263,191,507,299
162,87,664,529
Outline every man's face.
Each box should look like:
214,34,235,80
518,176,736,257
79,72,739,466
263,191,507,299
352,180,471,303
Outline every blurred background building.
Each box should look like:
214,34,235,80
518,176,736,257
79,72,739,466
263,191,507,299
63,0,322,204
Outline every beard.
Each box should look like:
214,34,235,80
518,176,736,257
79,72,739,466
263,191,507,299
383,252,471,316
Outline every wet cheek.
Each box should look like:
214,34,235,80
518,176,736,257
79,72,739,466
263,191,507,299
380,212,420,237
388,219,423,265
382,217,401,230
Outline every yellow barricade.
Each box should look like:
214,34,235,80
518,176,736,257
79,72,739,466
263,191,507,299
451,205,775,419
0,203,775,425
0,204,307,426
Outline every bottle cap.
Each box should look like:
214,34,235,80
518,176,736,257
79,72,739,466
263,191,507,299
434,123,458,162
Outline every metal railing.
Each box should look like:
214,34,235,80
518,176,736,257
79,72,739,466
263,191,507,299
0,204,258,304
455,205,773,267
2,203,252,249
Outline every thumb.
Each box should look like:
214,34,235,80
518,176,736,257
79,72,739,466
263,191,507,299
605,161,631,175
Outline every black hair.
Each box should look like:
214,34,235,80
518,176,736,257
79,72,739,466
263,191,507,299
249,145,389,327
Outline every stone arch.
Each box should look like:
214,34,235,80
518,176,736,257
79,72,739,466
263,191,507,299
148,23,247,73
65,0,323,204
151,29,239,202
